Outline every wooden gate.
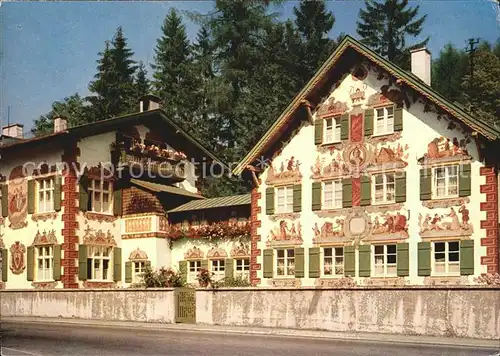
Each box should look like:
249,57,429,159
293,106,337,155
174,288,196,323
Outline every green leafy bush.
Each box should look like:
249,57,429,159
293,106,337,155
141,266,185,288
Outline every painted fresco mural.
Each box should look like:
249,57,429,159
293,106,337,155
255,59,488,287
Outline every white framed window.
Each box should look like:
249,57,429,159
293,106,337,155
322,247,344,276
133,261,146,282
87,246,112,281
373,244,397,277
37,178,55,213
235,258,250,280
211,259,225,282
433,165,458,199
276,249,295,277
188,260,202,283
276,186,293,214
374,106,394,135
324,117,341,143
433,241,460,276
88,179,113,214
372,173,395,204
323,180,342,209
36,245,54,281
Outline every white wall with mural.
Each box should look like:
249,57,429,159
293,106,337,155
255,62,486,287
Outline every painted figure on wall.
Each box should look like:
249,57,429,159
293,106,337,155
424,136,469,160
419,205,473,237
317,97,348,117
312,220,345,243
8,167,28,230
267,220,302,245
266,157,302,184
10,241,26,275
372,213,408,237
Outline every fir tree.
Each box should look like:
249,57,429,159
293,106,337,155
462,45,500,125
357,0,429,69
293,0,336,83
431,43,468,103
88,27,137,121
151,9,195,125
134,61,150,101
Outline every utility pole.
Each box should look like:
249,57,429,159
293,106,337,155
465,38,480,91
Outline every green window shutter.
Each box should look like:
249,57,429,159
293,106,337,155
28,180,35,214
125,261,133,283
360,175,371,206
395,171,407,203
308,247,321,278
340,113,349,140
344,246,355,277
394,103,403,132
113,247,122,282
27,246,34,281
2,249,7,282
358,245,371,277
78,244,88,280
113,187,123,216
294,248,305,278
179,261,188,282
459,163,471,197
265,187,274,215
417,242,431,276
312,182,322,211
53,245,62,281
1,184,8,218
79,175,89,212
314,119,323,145
293,184,302,213
364,109,374,136
225,259,234,279
263,249,274,278
397,243,409,277
460,240,474,275
420,168,432,201
342,178,353,208
53,175,62,212
201,259,209,270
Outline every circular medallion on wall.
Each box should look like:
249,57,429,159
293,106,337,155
344,209,372,244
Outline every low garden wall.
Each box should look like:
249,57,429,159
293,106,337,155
196,287,500,340
2,287,499,340
0,289,175,323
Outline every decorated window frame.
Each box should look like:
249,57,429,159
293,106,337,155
432,165,459,199
322,179,343,210
127,248,150,283
323,116,341,144
88,179,113,214
372,172,396,205
31,230,60,283
275,185,294,214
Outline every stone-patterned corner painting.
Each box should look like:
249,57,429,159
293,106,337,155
8,166,28,230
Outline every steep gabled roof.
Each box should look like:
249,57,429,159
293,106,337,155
233,35,500,175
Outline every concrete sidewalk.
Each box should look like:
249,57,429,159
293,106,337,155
3,316,500,351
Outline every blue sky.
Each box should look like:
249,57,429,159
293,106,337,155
1,1,499,132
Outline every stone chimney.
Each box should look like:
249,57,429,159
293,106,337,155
2,124,24,139
139,94,161,112
410,47,431,86
54,117,68,133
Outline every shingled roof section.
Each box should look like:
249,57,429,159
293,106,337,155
168,194,251,213
233,35,500,175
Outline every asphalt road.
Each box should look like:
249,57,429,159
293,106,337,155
1,322,498,356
